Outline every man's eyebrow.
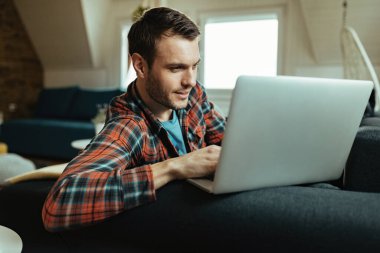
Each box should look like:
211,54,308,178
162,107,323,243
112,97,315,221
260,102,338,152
166,63,187,68
166,59,201,68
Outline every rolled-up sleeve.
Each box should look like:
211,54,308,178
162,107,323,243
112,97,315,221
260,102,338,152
42,118,156,232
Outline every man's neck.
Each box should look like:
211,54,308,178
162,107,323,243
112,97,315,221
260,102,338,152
135,79,173,121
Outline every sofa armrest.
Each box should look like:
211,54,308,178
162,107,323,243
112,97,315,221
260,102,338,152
345,126,380,192
2,180,380,252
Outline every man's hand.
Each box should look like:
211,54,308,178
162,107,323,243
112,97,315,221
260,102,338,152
172,145,221,179
151,145,221,190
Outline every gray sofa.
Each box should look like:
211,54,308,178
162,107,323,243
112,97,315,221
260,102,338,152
0,86,122,160
0,126,380,252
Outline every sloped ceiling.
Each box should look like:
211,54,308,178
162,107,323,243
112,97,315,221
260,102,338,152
13,0,380,70
13,0,110,69
300,0,380,65
81,0,111,68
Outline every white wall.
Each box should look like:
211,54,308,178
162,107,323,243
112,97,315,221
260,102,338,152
97,0,348,113
103,0,141,88
81,0,110,68
102,0,317,85
44,0,111,88
295,65,380,80
295,65,343,79
44,0,380,102
44,69,108,88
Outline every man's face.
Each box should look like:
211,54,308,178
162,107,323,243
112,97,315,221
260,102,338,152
144,35,200,111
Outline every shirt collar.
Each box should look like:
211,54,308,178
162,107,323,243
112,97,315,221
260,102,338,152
129,80,163,133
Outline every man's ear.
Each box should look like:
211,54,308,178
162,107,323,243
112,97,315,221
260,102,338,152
131,53,147,79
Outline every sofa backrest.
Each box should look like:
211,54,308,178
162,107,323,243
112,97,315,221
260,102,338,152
67,88,123,120
34,86,79,119
34,86,123,121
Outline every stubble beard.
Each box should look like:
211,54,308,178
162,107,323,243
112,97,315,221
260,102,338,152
146,72,187,110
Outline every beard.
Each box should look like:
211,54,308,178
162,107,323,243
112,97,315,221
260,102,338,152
145,72,188,110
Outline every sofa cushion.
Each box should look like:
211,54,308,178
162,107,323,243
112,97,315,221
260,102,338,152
2,181,380,253
35,86,79,119
67,88,122,121
0,119,95,160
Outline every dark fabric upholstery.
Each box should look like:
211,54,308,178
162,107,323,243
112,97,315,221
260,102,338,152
345,126,380,192
34,86,79,119
361,117,380,127
0,87,122,159
66,182,380,253
1,123,380,253
0,181,68,253
0,119,94,159
67,88,122,120
1,179,380,253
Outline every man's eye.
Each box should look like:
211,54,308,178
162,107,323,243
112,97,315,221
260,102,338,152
170,67,181,72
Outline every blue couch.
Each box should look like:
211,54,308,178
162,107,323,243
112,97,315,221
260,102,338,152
0,86,122,160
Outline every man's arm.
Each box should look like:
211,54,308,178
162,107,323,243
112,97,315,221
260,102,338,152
42,118,222,232
42,119,156,232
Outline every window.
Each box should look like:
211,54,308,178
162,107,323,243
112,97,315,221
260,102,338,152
200,10,281,89
121,24,136,90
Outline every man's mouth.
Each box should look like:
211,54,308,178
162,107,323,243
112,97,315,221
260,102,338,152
175,90,190,99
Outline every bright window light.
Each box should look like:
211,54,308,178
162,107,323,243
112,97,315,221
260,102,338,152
204,17,278,89
121,25,136,90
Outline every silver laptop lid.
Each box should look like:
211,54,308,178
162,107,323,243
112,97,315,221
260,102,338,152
212,75,373,194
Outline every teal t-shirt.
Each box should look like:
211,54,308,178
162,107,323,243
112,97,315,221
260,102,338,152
161,111,187,156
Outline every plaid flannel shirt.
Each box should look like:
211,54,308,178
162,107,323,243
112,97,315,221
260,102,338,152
42,81,226,232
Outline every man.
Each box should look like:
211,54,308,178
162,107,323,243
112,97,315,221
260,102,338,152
42,7,226,232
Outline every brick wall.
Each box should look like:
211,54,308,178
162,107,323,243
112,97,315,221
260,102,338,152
0,0,43,120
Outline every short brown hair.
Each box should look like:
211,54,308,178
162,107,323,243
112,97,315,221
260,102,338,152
128,7,200,67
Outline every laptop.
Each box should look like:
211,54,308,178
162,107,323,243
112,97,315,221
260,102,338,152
188,75,373,194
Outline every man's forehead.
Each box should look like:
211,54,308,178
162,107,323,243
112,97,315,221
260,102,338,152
154,35,200,63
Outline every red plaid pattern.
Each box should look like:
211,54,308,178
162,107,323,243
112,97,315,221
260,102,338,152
42,81,225,231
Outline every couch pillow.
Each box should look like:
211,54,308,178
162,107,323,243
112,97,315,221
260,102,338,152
34,86,79,119
67,88,123,120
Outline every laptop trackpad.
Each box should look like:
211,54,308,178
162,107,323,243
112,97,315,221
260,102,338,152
187,178,213,193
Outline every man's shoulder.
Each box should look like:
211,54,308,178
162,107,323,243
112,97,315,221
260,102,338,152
188,82,208,107
194,81,207,96
108,92,144,119
104,115,150,143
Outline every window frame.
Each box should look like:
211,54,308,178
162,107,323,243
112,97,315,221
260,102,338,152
198,7,285,90
120,20,136,91
197,7,285,115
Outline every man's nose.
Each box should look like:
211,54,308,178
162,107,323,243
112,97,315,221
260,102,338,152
182,68,197,87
